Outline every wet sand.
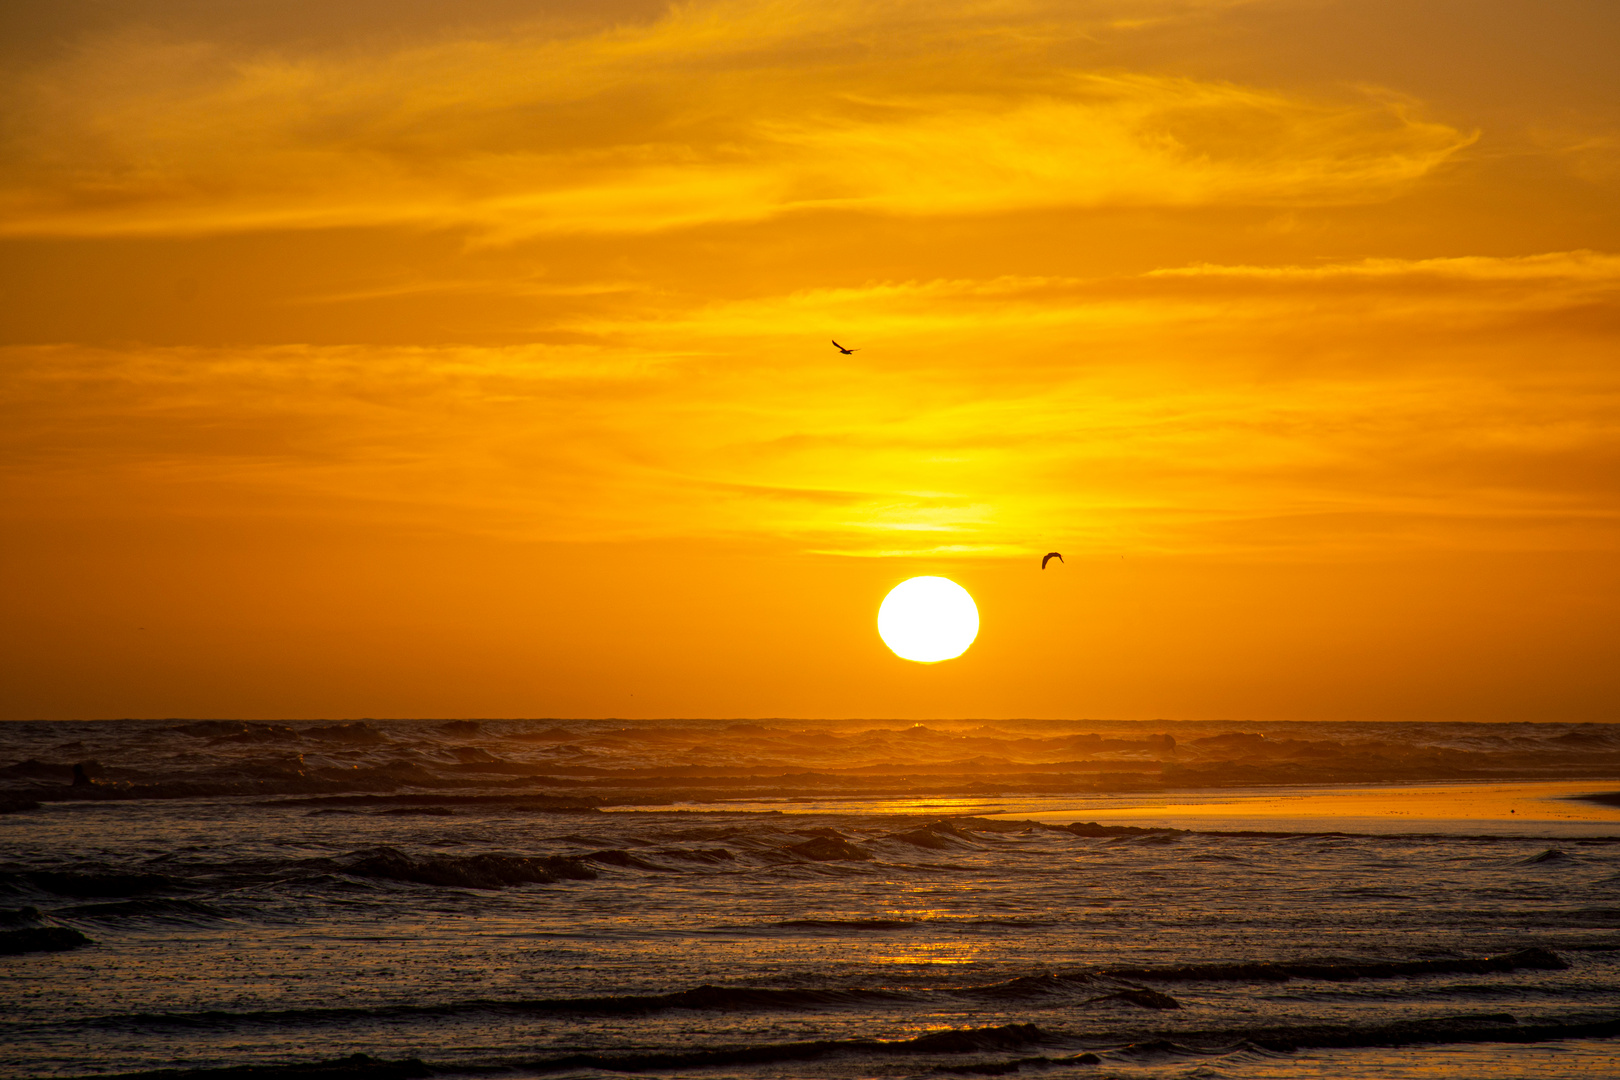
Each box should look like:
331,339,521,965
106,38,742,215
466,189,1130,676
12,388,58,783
1026,780,1620,836
630,780,1620,836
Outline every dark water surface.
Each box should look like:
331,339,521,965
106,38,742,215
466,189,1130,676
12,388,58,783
3,719,1619,1079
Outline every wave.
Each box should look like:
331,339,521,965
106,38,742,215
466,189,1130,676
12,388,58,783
512,1023,1049,1074
60,1015,1620,1080
68,974,1163,1035
1,926,94,955
338,849,596,890
653,846,736,864
881,821,978,849
1,871,181,898
170,721,302,743
938,1052,1103,1074
56,898,228,922
1099,947,1568,983
772,918,920,929
5,778,373,803
1189,1012,1620,1053
67,950,1559,1034
1523,849,1572,864
301,723,389,746
787,836,872,861
73,984,920,1032
1082,988,1182,1009
938,1015,1620,1075
1062,822,1185,838
960,973,1095,999
529,984,915,1015
576,849,673,871
936,950,1569,1000
1527,907,1620,927
41,1031,1050,1080
61,1052,431,1080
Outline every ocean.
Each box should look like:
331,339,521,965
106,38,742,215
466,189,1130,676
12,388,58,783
3,718,1618,1079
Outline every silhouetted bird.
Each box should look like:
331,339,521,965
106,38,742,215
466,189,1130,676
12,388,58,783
832,340,858,354
1041,552,1063,569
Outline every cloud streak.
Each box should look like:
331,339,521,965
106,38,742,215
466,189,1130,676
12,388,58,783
5,253,1615,559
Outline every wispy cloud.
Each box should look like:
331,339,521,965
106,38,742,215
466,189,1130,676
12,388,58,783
0,0,1470,238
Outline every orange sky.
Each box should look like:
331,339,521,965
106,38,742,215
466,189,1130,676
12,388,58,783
3,0,1618,722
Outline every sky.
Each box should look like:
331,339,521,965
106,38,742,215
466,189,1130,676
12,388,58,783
2,0,1617,722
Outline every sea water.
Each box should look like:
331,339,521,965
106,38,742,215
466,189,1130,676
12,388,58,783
2,719,1617,1079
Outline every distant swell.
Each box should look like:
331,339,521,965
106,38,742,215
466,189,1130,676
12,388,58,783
269,795,599,812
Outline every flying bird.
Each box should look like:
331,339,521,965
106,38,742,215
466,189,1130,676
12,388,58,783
832,340,858,354
1041,552,1063,569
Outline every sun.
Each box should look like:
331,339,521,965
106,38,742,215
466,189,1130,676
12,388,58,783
877,576,980,663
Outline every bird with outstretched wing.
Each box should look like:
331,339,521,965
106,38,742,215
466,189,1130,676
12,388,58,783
1041,552,1063,569
832,340,858,354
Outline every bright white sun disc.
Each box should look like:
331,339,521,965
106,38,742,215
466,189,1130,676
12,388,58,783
877,576,979,663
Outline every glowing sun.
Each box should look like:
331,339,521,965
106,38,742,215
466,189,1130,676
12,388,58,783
877,576,980,663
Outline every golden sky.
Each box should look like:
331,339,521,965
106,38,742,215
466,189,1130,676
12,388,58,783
3,0,1618,721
